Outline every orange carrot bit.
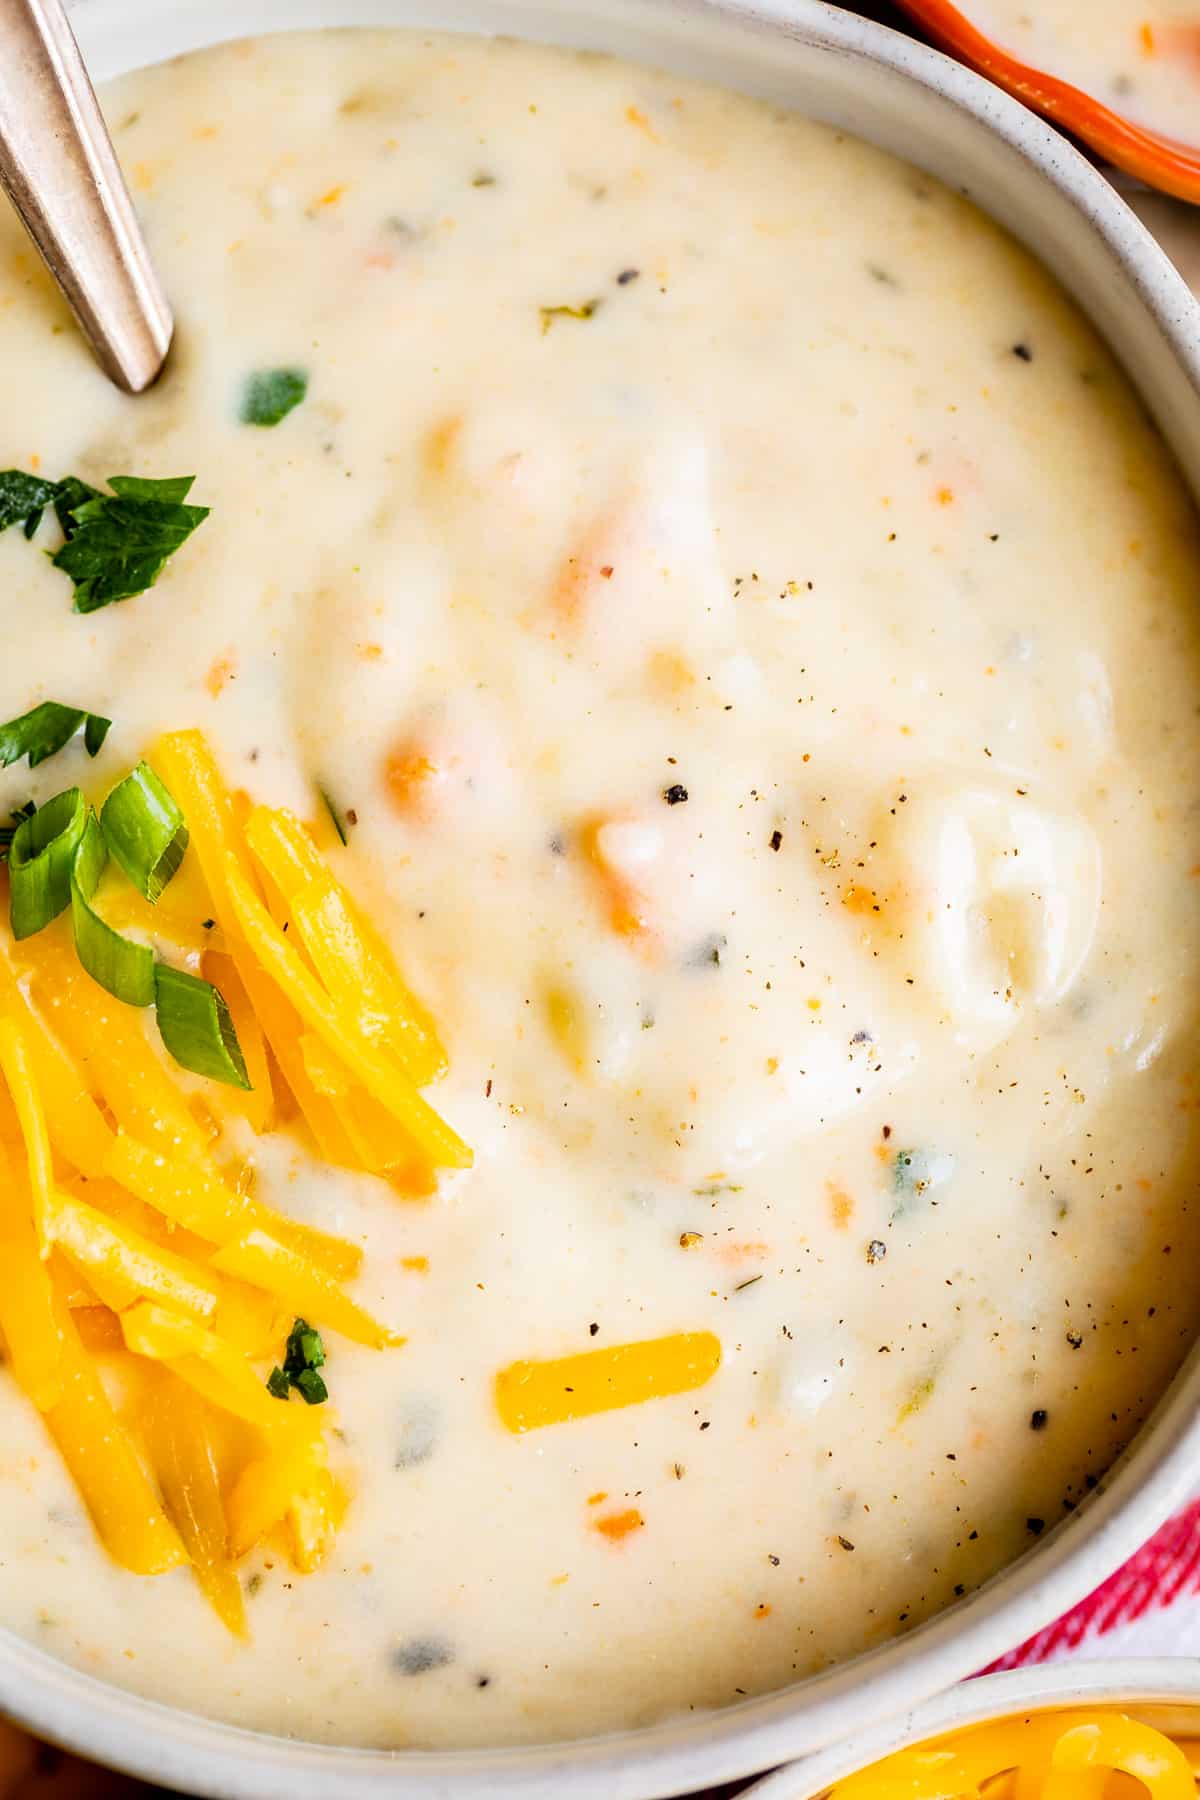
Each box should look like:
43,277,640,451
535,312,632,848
382,740,444,821
586,1491,608,1507
400,1255,430,1273
1140,20,1156,53
827,1186,855,1230
842,884,881,916
753,1603,772,1621
495,1330,721,1433
593,1507,644,1542
580,815,660,946
206,651,237,698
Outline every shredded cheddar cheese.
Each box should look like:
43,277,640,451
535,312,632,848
829,1710,1197,1799
0,731,471,1634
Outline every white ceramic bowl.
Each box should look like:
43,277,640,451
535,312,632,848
743,1659,1200,1797
5,2,1200,1795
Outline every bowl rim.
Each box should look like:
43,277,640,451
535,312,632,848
896,0,1200,204
5,2,1200,1795
742,1657,1200,1798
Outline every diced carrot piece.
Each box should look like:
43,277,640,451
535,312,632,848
579,815,661,948
142,1371,248,1638
381,739,445,822
245,806,445,1084
45,1188,221,1324
210,1227,401,1349
22,937,211,1161
0,1142,63,1410
228,1430,326,1559
120,1302,315,1441
0,1015,56,1251
0,943,113,1176
495,1331,722,1433
202,951,273,1134
43,1289,185,1574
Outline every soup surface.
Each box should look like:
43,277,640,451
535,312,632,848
1,26,1200,1752
971,1,1200,141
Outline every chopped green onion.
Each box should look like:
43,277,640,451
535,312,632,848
70,812,155,1007
294,1367,329,1405
154,963,250,1088
101,761,188,902
266,1366,291,1400
0,701,110,770
8,788,86,940
270,1318,330,1405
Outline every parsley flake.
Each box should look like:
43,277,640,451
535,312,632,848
240,367,309,427
0,702,111,771
50,475,210,613
266,1316,330,1406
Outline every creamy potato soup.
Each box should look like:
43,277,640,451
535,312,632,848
0,26,1199,1754
972,2,1200,141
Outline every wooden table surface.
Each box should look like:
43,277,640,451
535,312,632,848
2,6,1198,1798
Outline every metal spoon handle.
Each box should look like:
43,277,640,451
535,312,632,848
0,0,172,392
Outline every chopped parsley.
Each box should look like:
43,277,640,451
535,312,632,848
0,470,210,609
240,367,309,427
267,1316,329,1406
51,475,210,613
0,470,58,537
0,702,111,771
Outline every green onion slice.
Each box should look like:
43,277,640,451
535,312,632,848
154,963,251,1088
8,788,86,940
70,811,156,1006
100,760,188,902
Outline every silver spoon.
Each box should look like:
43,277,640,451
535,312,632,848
0,0,172,392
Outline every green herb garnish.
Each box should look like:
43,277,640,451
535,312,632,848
8,788,87,940
71,811,156,1007
0,470,58,536
318,785,349,846
0,701,111,771
240,367,309,427
154,963,251,1089
267,1317,329,1406
101,760,188,902
51,475,210,614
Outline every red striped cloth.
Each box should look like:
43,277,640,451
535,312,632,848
984,1498,1200,1670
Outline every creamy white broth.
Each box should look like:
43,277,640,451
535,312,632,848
972,2,1200,140
1,26,1200,1750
